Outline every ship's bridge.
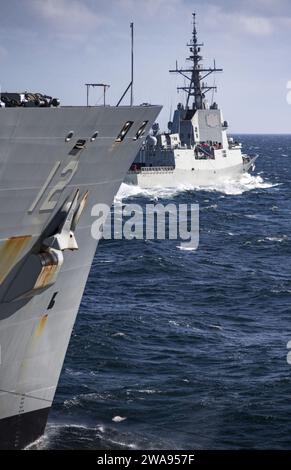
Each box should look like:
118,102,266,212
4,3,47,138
171,104,227,149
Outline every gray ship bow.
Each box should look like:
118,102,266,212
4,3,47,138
0,103,161,449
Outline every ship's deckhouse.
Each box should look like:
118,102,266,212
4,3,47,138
171,106,227,148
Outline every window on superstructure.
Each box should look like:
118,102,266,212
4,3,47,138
65,131,74,142
116,121,134,142
134,121,149,140
69,139,87,156
91,131,99,142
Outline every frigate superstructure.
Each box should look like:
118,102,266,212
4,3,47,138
0,95,161,449
125,13,257,188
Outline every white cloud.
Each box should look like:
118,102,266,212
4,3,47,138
0,45,8,59
203,0,290,17
205,5,274,36
247,0,288,13
239,15,273,36
117,0,181,16
30,0,107,32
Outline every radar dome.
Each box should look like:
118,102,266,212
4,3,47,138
152,122,160,135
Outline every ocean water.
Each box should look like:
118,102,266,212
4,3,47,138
33,135,291,450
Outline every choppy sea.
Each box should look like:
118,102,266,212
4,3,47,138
32,135,291,450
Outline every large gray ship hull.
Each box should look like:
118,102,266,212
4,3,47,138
0,105,161,449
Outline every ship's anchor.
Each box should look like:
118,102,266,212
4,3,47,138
5,189,89,302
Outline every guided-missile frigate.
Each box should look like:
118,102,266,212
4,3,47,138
125,13,257,188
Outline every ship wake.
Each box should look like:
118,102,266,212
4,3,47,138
25,421,176,450
116,172,278,200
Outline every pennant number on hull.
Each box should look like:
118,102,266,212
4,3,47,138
28,139,87,214
2,139,90,301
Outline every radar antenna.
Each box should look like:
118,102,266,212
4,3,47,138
169,13,223,110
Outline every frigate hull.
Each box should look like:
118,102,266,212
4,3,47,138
0,105,161,449
125,156,256,188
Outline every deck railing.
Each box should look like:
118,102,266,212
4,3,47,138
128,166,175,174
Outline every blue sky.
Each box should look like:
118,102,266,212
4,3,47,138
0,0,290,133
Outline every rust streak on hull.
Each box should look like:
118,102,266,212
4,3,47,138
34,264,59,290
34,314,49,339
0,236,32,284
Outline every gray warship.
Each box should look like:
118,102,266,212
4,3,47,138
125,13,257,188
0,91,161,449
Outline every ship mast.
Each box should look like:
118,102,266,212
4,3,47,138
169,13,223,111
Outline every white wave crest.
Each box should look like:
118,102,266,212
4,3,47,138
115,183,182,201
112,416,127,423
116,173,277,199
206,173,277,195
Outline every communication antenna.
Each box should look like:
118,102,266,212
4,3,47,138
211,60,217,106
169,12,222,110
130,22,134,106
117,22,135,106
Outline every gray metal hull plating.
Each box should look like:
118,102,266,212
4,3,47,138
0,105,161,449
125,158,256,188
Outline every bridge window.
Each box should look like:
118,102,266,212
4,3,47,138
90,131,99,142
69,139,87,156
116,121,134,142
65,131,74,142
134,121,148,140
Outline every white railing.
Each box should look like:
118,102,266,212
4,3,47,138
128,166,175,174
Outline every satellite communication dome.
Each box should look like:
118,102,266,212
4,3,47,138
152,122,160,135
